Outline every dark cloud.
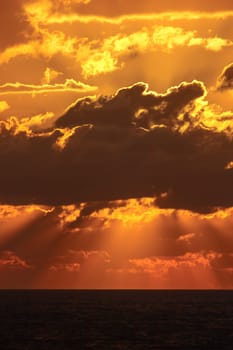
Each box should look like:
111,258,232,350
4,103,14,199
0,81,232,212
56,81,205,129
79,200,127,217
56,82,156,128
217,62,233,90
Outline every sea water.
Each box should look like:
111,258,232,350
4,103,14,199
0,290,232,349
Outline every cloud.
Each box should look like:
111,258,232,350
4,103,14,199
49,262,81,272
18,113,56,131
225,161,233,170
0,101,9,113
81,0,233,14
127,252,220,273
105,252,224,288
23,0,233,27
0,30,78,65
79,27,232,77
217,62,233,90
0,251,32,270
49,249,109,272
2,4,232,79
0,200,232,288
56,80,205,128
29,0,233,22
41,67,63,84
64,200,233,258
0,80,97,96
52,0,91,12
33,11,233,27
0,80,232,212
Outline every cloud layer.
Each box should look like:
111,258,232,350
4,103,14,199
0,200,232,289
0,80,232,213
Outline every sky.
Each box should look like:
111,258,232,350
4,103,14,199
0,0,233,289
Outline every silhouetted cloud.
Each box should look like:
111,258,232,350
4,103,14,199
217,62,233,90
56,80,205,128
0,80,232,212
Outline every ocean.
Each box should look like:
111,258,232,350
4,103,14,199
0,290,232,349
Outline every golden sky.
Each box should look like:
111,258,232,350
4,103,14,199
0,0,233,289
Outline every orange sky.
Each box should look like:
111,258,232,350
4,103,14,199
0,0,233,289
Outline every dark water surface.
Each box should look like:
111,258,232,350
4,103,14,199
0,290,232,349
